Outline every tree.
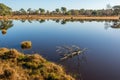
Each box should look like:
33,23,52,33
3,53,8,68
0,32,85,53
61,7,67,14
19,8,26,15
113,5,120,16
34,9,39,15
68,10,79,15
39,8,45,15
0,3,12,16
92,10,97,16
27,8,32,15
55,8,60,14
66,11,71,15
84,10,92,16
79,9,85,15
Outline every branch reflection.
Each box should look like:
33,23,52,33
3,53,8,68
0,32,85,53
0,20,13,35
56,45,87,80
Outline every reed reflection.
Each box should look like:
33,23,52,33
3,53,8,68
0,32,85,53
18,19,117,26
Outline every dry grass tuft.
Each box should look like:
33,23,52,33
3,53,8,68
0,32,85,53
0,48,75,80
21,41,32,49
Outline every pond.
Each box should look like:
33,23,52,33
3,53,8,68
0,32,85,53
0,19,120,80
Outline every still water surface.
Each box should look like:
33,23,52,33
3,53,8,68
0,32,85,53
0,20,120,80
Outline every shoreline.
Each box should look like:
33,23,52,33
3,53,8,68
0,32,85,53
0,16,119,20
0,48,75,80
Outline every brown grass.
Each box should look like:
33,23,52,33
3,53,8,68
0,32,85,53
21,41,32,49
0,15,119,20
0,48,74,80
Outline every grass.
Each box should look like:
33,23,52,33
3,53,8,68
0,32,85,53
0,48,74,80
0,15,119,20
21,41,32,49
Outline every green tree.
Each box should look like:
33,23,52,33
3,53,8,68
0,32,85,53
84,10,92,16
34,9,39,15
0,3,12,16
70,10,79,15
66,11,71,15
19,8,26,15
39,8,45,15
55,8,60,14
113,5,120,16
92,10,97,16
61,7,67,14
79,9,85,15
27,8,32,15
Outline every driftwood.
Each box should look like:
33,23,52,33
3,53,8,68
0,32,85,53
56,45,86,61
60,49,86,61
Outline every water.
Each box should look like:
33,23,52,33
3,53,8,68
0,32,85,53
0,19,120,80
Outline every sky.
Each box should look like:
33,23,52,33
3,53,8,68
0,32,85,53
0,0,120,11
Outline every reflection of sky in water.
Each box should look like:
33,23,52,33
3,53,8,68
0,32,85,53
0,20,120,80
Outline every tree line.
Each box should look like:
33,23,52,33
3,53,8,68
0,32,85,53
0,3,120,16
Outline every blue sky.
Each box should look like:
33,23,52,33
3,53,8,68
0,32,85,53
1,0,120,10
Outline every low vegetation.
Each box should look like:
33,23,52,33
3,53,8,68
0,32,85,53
0,3,12,16
0,3,120,17
13,4,120,16
21,41,32,49
0,48,74,80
